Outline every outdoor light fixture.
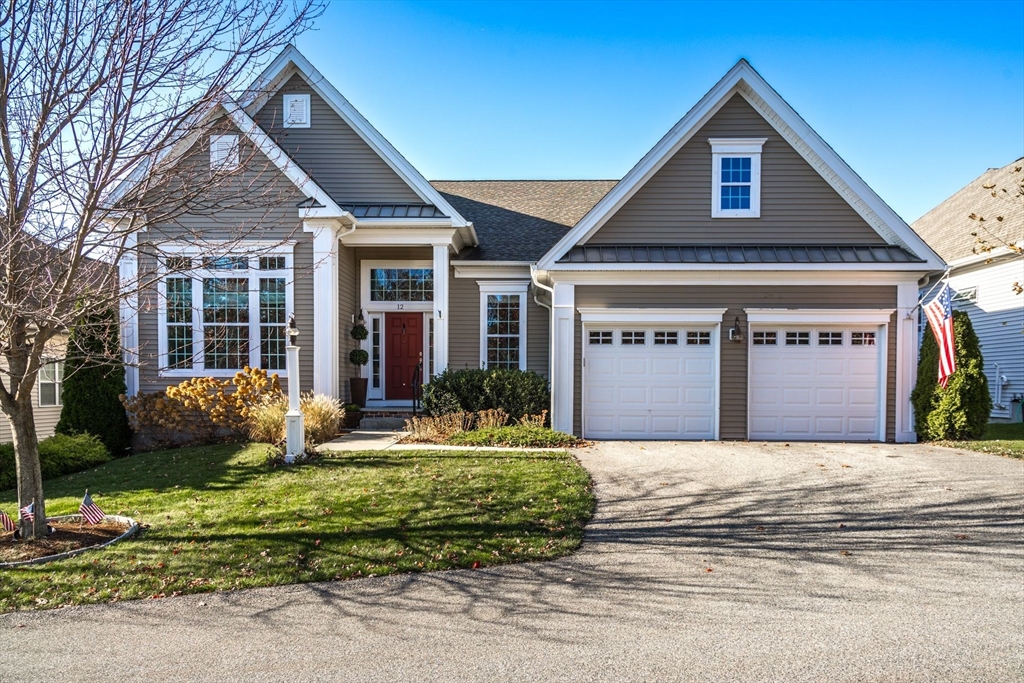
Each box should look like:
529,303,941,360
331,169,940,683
728,316,744,343
287,313,300,340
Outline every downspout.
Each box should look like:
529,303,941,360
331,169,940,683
531,265,555,420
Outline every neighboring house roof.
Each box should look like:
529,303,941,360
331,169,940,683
911,158,1023,265
432,180,617,262
558,244,925,265
536,59,945,271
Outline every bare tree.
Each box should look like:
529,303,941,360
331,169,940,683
0,0,322,539
969,161,1024,294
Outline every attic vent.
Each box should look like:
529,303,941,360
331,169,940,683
209,134,239,171
283,94,310,128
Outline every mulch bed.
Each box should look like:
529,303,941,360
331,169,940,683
0,520,130,564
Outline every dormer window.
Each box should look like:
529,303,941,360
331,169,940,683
709,138,765,218
283,94,310,128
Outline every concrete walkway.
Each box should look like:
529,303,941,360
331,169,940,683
2,441,1022,682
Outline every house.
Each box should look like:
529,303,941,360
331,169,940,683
117,46,945,443
912,159,1024,422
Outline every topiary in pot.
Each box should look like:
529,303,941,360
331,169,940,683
350,323,368,341
348,348,369,407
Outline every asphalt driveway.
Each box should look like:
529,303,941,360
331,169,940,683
2,441,1022,682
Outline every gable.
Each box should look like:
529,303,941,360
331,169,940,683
254,73,424,205
587,94,885,245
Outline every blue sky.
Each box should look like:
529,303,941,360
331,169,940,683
293,1,1024,223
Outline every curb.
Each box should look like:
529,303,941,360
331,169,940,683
0,515,140,569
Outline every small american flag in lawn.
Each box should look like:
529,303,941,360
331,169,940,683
924,283,957,389
0,510,15,533
79,492,105,525
19,502,34,523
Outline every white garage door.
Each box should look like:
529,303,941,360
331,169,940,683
584,326,717,440
749,327,884,441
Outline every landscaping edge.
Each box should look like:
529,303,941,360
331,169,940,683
0,515,140,569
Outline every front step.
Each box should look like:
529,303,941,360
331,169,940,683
357,416,411,431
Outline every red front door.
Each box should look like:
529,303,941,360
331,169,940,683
385,313,423,400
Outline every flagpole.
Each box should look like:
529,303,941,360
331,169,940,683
79,490,86,531
909,269,951,317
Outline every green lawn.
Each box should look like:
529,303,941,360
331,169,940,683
0,443,594,613
934,422,1024,459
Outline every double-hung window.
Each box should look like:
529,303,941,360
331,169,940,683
159,248,292,376
479,281,528,371
709,138,765,218
38,361,63,406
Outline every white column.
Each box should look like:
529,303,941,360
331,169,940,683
551,282,575,434
118,231,140,397
432,244,450,376
895,281,919,443
304,220,340,397
284,342,304,463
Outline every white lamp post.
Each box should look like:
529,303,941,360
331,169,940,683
284,314,304,464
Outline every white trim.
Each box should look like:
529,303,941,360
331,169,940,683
536,60,945,270
744,308,895,325
341,228,465,252
282,93,310,128
454,265,533,279
305,220,340,396
37,360,64,408
551,283,575,433
242,45,473,229
359,260,436,314
578,307,728,324
710,137,764,218
545,261,933,273
433,245,450,375
155,243,295,379
118,228,141,397
895,282,919,443
478,281,529,371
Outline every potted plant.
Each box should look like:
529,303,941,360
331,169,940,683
342,403,363,429
349,319,370,407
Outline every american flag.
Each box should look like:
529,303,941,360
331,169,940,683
19,502,34,523
0,510,15,533
79,492,105,525
924,283,957,389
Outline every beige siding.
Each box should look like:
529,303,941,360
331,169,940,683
588,94,885,245
0,389,63,444
338,243,358,402
254,74,422,205
573,285,897,441
447,278,551,377
137,135,314,395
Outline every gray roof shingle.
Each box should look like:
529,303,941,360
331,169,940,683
911,158,1023,263
430,180,616,262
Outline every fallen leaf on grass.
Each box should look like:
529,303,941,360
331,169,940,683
471,561,481,569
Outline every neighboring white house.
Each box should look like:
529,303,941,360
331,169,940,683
913,158,1024,422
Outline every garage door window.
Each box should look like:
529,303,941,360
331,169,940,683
621,331,646,345
752,331,777,345
653,331,678,345
686,331,711,345
785,331,810,346
589,330,613,345
818,331,844,346
851,331,876,346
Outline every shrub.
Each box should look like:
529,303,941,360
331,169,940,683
476,408,509,429
243,393,344,447
0,433,111,490
519,411,548,428
300,393,344,445
404,412,475,443
121,367,282,448
447,426,580,449
55,306,133,456
911,309,992,440
422,368,550,420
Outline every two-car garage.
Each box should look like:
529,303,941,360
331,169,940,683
580,308,892,442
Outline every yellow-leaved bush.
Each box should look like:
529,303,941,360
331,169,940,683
121,367,282,449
